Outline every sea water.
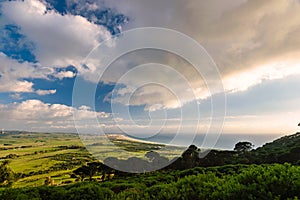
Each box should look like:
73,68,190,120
128,133,284,150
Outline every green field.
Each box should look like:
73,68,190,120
0,132,91,187
0,131,184,188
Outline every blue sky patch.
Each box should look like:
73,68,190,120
0,24,36,62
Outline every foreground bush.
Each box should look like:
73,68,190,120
0,164,299,200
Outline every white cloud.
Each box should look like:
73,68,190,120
0,99,110,132
54,71,76,80
224,60,300,93
0,53,57,95
0,0,114,95
98,51,210,111
0,53,50,80
100,0,300,109
36,89,56,96
0,52,45,93
0,0,112,95
1,0,111,69
0,80,34,93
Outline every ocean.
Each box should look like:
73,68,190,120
127,133,285,150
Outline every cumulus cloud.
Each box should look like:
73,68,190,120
36,89,57,96
99,0,300,109
0,53,52,80
106,60,204,111
53,71,76,80
0,52,58,95
0,80,34,93
0,0,113,95
0,0,111,93
1,0,111,68
0,99,110,132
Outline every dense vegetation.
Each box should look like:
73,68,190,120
184,132,300,167
1,132,300,199
0,164,299,199
0,161,15,186
253,132,300,164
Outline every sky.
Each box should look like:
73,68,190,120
0,0,300,139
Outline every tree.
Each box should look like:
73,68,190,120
0,161,15,186
182,145,200,159
73,162,111,181
180,145,201,169
234,141,254,152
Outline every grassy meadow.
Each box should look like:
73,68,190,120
0,132,90,187
0,131,184,188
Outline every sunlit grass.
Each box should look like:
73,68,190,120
0,131,183,188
